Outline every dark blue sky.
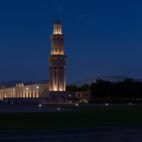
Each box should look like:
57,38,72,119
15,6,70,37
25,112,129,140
0,0,142,82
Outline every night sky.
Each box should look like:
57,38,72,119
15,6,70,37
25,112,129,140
0,0,142,83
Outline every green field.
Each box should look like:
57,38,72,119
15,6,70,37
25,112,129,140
1,105,142,129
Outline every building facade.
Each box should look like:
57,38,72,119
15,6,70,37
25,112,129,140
0,83,49,100
0,20,68,103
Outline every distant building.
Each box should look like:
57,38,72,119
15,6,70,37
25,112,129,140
0,20,68,104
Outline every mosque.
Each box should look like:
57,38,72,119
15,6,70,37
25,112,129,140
0,20,68,104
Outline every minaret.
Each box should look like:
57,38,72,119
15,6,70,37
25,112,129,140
48,20,67,92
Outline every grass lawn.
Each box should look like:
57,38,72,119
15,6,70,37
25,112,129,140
0,105,142,129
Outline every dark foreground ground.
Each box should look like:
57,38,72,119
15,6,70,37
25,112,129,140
0,125,142,142
0,104,142,141
0,104,142,129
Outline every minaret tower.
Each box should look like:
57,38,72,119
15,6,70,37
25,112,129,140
48,20,67,92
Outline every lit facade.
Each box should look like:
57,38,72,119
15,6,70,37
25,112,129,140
49,20,67,92
0,83,49,100
0,20,68,102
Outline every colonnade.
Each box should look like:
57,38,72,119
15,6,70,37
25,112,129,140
0,84,40,99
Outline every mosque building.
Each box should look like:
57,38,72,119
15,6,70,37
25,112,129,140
0,20,68,104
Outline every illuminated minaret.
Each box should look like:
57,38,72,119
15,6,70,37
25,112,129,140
48,20,67,92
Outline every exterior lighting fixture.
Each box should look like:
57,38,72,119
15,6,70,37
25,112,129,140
57,108,61,111
75,103,79,107
38,104,43,108
105,103,109,106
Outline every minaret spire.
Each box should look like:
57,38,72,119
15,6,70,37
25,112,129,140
53,19,62,35
48,20,67,92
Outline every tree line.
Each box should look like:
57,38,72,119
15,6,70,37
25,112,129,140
67,79,142,103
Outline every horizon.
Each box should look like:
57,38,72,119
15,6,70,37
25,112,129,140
1,75,142,86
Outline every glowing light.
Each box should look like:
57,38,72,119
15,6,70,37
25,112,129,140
57,108,61,111
53,31,62,35
54,88,57,91
38,104,43,108
75,103,79,107
105,103,109,106
51,50,64,55
59,88,63,91
53,23,62,35
36,86,39,89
